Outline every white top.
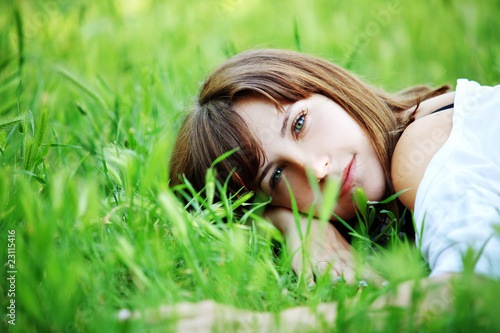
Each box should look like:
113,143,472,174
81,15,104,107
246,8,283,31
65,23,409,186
414,79,500,278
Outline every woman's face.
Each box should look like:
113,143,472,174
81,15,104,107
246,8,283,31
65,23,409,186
235,94,386,220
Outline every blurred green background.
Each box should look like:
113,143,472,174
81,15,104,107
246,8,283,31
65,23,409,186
1,0,500,331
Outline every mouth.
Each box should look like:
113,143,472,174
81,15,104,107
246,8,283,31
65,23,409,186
340,156,356,197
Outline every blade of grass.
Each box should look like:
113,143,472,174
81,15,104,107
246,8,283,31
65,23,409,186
294,18,302,52
13,6,24,75
57,66,115,120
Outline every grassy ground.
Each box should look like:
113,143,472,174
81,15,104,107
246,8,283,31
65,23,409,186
1,0,500,331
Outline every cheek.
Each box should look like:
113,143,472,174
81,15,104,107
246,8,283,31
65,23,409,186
373,173,387,200
360,136,387,200
271,173,316,212
366,156,387,201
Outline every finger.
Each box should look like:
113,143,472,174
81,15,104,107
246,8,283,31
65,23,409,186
312,258,350,285
329,268,342,284
292,256,315,287
339,263,356,284
303,265,316,287
316,261,329,276
357,265,385,287
314,260,343,285
330,260,355,284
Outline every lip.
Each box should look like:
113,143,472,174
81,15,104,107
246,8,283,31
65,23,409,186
340,156,356,197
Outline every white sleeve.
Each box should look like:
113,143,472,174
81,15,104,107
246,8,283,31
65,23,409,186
419,174,500,278
414,79,500,279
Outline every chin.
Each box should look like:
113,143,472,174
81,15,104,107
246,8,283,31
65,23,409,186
332,202,357,221
363,180,387,201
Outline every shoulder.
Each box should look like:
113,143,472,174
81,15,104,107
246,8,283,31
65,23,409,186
391,108,453,210
413,91,455,119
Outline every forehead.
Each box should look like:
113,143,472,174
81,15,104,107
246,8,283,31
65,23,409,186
234,96,287,145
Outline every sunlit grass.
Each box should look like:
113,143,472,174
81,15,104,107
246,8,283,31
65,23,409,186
1,0,499,331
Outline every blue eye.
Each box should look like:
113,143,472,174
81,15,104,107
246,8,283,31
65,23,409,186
293,112,306,135
270,165,284,190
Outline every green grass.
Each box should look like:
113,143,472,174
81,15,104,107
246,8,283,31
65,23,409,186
1,0,500,331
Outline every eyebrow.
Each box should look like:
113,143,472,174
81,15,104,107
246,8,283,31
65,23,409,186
280,102,296,137
258,102,297,191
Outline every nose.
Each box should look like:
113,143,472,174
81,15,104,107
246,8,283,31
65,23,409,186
310,155,330,182
284,147,331,182
311,156,330,183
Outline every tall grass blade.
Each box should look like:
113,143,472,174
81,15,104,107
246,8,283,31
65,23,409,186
57,66,115,120
0,111,27,129
34,108,47,150
13,6,24,75
294,18,302,52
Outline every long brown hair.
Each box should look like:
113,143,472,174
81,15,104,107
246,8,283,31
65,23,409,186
169,49,449,204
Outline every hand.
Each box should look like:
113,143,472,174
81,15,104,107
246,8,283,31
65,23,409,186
265,207,383,286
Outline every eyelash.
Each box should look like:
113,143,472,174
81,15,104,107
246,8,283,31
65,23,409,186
270,165,284,190
269,110,308,190
292,109,307,138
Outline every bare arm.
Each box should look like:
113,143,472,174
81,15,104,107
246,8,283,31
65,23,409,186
118,274,459,331
392,108,453,209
